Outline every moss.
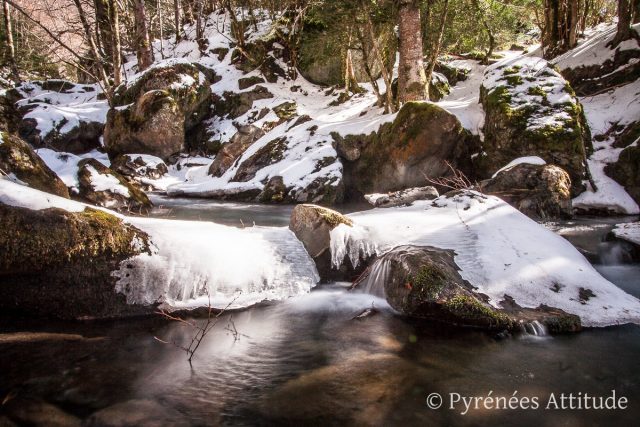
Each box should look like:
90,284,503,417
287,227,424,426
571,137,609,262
527,86,546,97
504,74,523,86
411,265,446,300
445,294,513,329
316,208,353,228
544,313,581,334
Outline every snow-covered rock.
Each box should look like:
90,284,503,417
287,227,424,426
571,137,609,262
0,178,319,312
330,190,640,327
14,80,107,153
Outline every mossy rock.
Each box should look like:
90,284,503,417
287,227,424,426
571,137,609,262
231,136,288,182
105,62,214,160
360,245,515,331
0,203,153,319
478,58,591,196
77,158,152,212
0,132,70,198
339,102,478,200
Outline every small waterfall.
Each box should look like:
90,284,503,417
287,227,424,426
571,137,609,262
597,241,633,265
521,320,548,337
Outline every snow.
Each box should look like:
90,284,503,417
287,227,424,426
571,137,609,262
14,82,108,140
36,148,111,193
492,156,546,178
329,191,640,327
612,222,640,246
0,178,319,310
553,23,640,70
483,56,581,131
86,165,130,197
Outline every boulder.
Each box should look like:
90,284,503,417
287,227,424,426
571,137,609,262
12,81,105,154
289,204,362,280
231,136,288,182
336,102,477,200
480,163,573,219
428,72,451,101
478,57,591,195
111,154,169,180
434,61,470,86
213,85,273,119
0,203,153,319
77,158,152,212
238,75,265,90
208,125,265,177
365,186,439,208
104,62,214,160
1,397,81,427
0,132,70,198
355,245,580,332
605,145,640,205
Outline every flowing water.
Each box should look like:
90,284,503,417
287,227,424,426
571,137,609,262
1,202,639,426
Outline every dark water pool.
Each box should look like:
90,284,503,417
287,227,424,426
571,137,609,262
1,208,639,426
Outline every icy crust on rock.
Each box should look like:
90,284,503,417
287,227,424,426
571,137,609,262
0,179,319,309
329,191,640,327
613,222,640,246
483,56,580,130
15,81,108,139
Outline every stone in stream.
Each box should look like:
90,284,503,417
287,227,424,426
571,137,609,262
289,203,368,280
354,245,581,333
1,397,81,427
84,399,189,427
0,203,154,319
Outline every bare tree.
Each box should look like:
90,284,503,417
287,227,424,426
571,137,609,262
109,0,122,86
2,0,19,82
397,0,427,103
174,0,181,42
72,0,110,89
132,0,154,70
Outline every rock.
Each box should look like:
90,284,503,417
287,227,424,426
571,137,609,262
337,102,477,200
77,158,152,212
231,136,288,182
556,36,640,96
357,245,515,330
428,72,451,101
84,399,188,427
1,397,81,427
273,101,297,120
0,203,153,319
289,204,361,280
365,186,439,208
0,132,70,198
104,62,214,160
433,61,470,86
480,163,573,219
111,154,169,180
356,245,580,333
238,75,265,90
478,58,591,195
213,85,273,119
605,145,640,205
13,81,104,153
259,175,287,202
208,125,265,177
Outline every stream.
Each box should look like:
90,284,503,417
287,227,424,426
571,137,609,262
1,198,639,426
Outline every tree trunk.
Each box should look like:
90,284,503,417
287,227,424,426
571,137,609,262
397,0,427,103
174,0,181,42
542,0,581,58
109,0,122,87
425,0,449,83
133,0,154,71
634,0,640,24
2,0,19,82
73,0,109,88
94,0,113,60
609,0,635,47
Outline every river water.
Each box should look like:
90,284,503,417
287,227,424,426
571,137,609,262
1,199,639,426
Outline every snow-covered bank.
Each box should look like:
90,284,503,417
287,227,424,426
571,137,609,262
0,178,318,309
330,191,640,327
